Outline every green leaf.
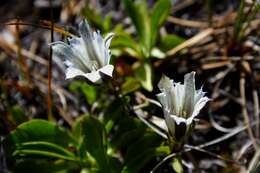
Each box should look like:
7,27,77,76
123,0,150,56
110,33,141,57
103,15,112,33
81,116,110,173
13,141,76,161
112,127,146,151
159,34,185,51
13,159,79,173
69,81,97,104
121,77,141,95
4,119,76,157
122,132,164,173
9,105,28,125
81,6,104,32
172,156,184,173
135,62,153,91
150,0,171,48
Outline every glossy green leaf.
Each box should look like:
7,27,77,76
172,156,184,173
121,77,141,95
9,105,28,125
69,81,97,104
159,34,185,51
110,116,145,151
81,6,104,32
81,116,110,173
123,0,150,56
150,0,171,48
122,132,164,173
103,99,125,134
13,159,79,173
110,33,141,57
135,62,153,91
13,141,76,161
4,119,76,155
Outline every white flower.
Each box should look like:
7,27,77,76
51,19,114,84
157,72,210,143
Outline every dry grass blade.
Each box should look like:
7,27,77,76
240,72,258,150
5,21,75,37
202,60,231,70
166,28,214,56
252,88,259,139
167,16,208,28
0,35,48,65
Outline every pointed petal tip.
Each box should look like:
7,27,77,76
169,114,193,125
79,19,92,38
99,65,114,77
84,71,102,84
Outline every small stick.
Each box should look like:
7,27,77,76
47,0,54,120
239,72,258,150
252,86,259,139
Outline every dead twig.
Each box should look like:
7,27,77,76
239,71,258,150
252,88,259,139
47,0,54,120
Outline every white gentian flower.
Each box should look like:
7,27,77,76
51,19,114,84
157,72,210,149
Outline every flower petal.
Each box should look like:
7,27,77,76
158,75,173,92
191,96,210,119
183,71,196,118
79,19,103,68
98,65,114,77
164,111,176,137
158,75,180,115
157,93,167,108
84,71,102,84
103,32,114,65
65,66,102,84
65,66,86,79
51,41,90,72
169,114,191,125
68,37,86,56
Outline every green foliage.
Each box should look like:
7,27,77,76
172,156,184,173
9,105,28,125
159,34,185,52
123,0,171,58
81,5,112,33
111,0,172,91
69,81,97,104
80,116,110,173
5,119,76,149
4,120,79,172
122,132,166,173
121,77,141,95
134,61,153,91
13,159,79,173
4,109,168,173
233,0,260,44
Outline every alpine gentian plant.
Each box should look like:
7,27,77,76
157,71,210,151
51,19,114,84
